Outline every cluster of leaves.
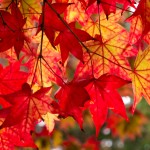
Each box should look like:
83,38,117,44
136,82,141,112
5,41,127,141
0,0,150,149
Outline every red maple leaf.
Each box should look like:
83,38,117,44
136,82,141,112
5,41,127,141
37,1,70,47
55,79,91,128
74,12,137,81
22,41,65,86
0,83,56,134
10,3,26,58
55,22,93,64
0,2,26,58
85,74,130,136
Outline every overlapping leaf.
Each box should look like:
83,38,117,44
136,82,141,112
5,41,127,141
0,2,26,58
55,22,93,64
55,79,90,128
74,11,137,80
85,74,129,136
130,46,150,111
22,40,65,86
37,1,70,47
0,83,55,134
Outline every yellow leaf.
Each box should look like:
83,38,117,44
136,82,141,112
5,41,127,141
130,46,150,111
42,112,59,133
75,10,136,80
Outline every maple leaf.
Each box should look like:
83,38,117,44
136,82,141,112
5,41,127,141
22,41,65,86
37,1,70,47
42,112,60,133
75,34,135,80
74,11,137,80
0,2,26,58
55,22,93,64
85,74,129,136
0,83,55,135
130,46,150,112
55,79,90,128
10,3,27,58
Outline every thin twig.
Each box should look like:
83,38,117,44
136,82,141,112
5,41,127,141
39,0,46,87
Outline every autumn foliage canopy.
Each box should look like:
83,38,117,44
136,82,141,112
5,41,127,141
0,0,150,149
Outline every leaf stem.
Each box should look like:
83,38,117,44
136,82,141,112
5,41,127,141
38,0,46,87
30,0,46,87
31,56,39,87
